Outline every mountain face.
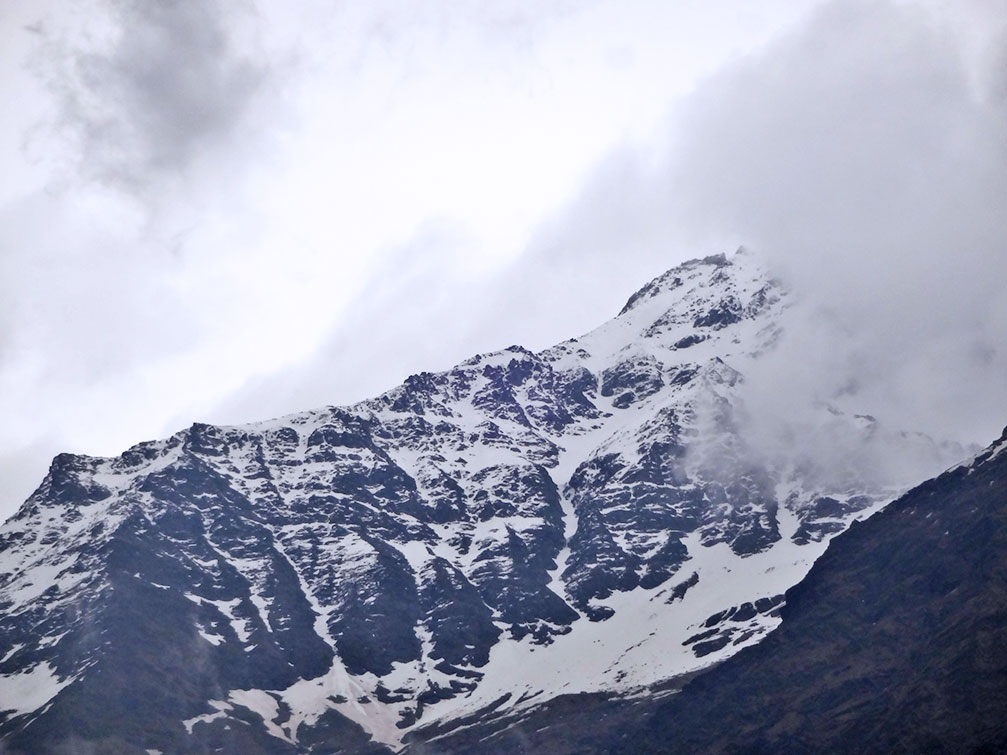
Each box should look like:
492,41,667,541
622,424,1007,754
0,250,960,753
431,425,1007,754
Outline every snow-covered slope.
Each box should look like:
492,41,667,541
417,424,1007,754
0,249,963,753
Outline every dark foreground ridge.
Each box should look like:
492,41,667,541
420,426,1007,753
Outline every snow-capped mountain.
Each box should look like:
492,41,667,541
0,249,963,753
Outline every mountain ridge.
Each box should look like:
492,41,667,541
0,249,967,753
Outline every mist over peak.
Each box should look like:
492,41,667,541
488,0,1005,469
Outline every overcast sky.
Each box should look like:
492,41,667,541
1,0,1005,521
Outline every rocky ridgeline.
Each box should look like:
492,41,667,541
0,250,957,753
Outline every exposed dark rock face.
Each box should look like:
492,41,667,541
600,355,665,407
692,295,743,329
0,250,966,753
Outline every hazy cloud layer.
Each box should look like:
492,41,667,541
667,0,1007,453
36,0,270,196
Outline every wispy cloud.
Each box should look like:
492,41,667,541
665,0,1007,451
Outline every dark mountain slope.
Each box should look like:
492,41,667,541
619,424,1007,753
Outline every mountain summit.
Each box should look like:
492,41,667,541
0,250,962,753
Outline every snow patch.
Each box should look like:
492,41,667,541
0,662,75,717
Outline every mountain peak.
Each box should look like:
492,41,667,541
618,251,733,317
0,247,965,753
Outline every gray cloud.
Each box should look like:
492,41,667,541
36,0,269,195
665,0,1007,449
0,0,280,516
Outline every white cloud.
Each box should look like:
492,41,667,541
664,0,1007,449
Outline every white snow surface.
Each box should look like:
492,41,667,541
0,662,74,718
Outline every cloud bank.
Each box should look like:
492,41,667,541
668,0,1007,455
